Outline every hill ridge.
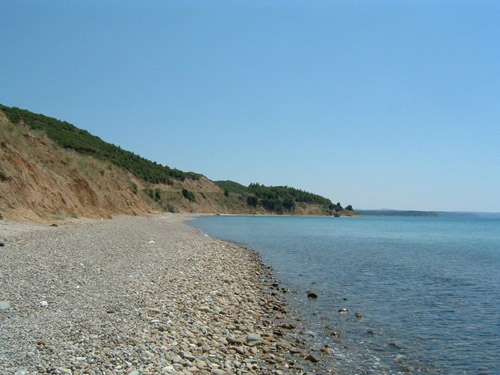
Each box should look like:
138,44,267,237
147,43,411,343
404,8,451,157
0,104,354,221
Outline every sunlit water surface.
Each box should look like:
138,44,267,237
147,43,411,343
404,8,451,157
190,215,500,374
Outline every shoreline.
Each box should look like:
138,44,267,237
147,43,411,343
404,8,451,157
0,214,329,374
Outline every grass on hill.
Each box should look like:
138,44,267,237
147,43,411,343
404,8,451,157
0,104,200,184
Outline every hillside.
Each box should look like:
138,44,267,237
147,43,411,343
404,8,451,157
0,104,354,222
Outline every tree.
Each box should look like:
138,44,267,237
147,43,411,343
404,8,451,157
246,196,258,207
283,198,295,210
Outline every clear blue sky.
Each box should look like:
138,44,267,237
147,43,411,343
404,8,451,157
2,1,499,212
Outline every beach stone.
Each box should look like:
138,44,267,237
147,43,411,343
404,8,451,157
0,301,10,310
246,333,262,343
0,215,314,375
226,337,242,345
305,354,319,363
182,352,195,361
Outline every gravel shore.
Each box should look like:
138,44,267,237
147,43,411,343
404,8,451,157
0,215,325,375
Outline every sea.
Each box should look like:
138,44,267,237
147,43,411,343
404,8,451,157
189,214,500,375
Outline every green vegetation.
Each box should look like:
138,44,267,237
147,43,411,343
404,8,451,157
216,180,356,215
154,188,161,201
0,104,201,184
70,213,78,219
246,183,333,213
146,188,162,202
131,182,138,194
0,104,356,217
246,196,258,207
182,189,196,202
215,180,248,194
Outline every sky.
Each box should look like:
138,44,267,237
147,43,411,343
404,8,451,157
2,1,499,212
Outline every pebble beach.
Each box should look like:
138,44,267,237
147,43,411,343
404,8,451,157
0,215,328,375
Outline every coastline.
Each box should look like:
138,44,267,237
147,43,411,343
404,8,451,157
0,214,329,374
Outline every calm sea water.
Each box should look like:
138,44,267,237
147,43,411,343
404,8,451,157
190,215,500,375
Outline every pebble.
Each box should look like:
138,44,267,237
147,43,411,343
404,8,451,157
246,333,262,343
307,292,318,299
0,215,316,374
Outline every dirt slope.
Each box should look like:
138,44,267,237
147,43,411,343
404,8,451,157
0,110,339,222
0,112,155,222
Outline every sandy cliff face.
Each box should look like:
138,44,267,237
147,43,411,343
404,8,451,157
0,110,342,222
0,113,154,222
0,111,254,222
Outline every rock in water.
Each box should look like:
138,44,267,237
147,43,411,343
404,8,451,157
307,292,318,299
305,354,319,363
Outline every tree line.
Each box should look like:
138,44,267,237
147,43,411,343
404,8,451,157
0,104,200,184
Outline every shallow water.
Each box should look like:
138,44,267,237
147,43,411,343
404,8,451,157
190,215,500,374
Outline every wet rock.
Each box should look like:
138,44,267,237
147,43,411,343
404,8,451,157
320,346,331,355
338,308,348,313
355,312,363,318
305,354,319,363
0,301,10,310
307,292,318,299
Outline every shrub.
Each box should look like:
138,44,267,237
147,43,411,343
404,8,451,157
146,188,154,199
154,188,161,201
283,198,295,210
131,182,138,194
182,189,196,202
261,199,276,211
246,196,258,207
345,204,354,211
224,189,229,197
